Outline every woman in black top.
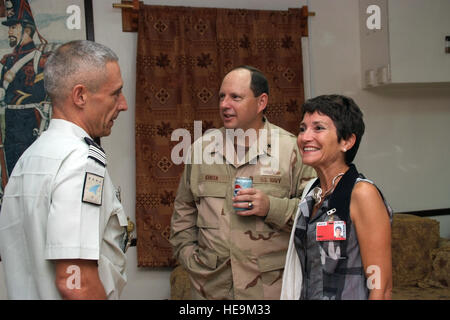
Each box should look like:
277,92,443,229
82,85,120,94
282,95,392,300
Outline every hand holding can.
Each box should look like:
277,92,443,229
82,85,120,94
233,177,252,211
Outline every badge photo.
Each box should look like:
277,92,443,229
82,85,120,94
333,221,346,240
316,221,346,241
82,172,104,205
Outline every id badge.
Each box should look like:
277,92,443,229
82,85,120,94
316,221,346,241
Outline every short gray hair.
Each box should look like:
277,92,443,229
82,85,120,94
44,40,118,105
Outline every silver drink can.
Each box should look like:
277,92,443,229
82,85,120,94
234,176,253,211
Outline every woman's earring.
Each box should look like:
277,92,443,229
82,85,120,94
343,148,347,152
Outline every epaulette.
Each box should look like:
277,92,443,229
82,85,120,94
84,137,106,167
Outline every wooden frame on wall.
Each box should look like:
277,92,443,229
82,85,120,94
84,0,94,41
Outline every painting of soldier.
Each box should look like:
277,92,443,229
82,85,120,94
0,0,91,201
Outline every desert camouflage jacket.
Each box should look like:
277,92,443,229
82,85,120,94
170,119,316,299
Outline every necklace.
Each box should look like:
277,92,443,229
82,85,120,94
311,172,344,205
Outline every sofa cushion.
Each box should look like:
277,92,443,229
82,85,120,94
391,214,440,286
418,238,450,289
392,285,450,300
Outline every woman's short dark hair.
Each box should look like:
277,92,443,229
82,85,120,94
301,94,365,165
230,65,269,97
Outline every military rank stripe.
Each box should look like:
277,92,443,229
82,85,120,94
88,145,106,167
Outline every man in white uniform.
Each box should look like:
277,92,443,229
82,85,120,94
0,40,129,299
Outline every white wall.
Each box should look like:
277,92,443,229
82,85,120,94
1,0,449,300
0,263,5,298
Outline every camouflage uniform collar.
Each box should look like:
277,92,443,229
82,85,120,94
211,117,276,161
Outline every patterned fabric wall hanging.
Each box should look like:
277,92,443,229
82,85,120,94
135,4,308,267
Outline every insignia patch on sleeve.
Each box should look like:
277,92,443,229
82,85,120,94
82,172,104,206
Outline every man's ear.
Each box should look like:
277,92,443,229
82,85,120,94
72,84,87,109
257,93,268,113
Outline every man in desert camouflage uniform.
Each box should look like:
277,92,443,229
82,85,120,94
170,66,316,299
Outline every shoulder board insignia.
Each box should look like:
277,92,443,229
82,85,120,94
84,137,106,167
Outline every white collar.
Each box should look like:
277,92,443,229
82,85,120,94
47,119,92,140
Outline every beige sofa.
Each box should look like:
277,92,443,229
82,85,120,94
171,213,450,300
391,214,450,299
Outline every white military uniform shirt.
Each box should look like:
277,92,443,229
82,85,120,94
0,119,127,299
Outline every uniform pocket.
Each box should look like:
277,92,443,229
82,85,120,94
258,250,287,285
258,250,287,272
253,179,290,198
98,253,127,299
186,247,230,278
112,206,129,228
194,247,218,270
196,182,227,229
104,203,128,264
